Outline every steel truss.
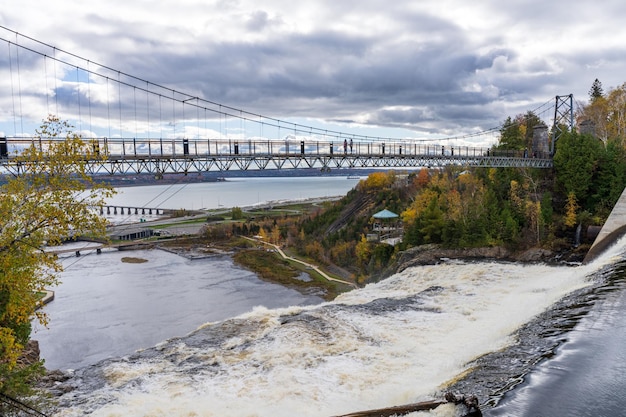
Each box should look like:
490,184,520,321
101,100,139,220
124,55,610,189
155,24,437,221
0,137,553,176
71,154,553,176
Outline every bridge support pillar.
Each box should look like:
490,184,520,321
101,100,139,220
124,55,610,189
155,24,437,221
135,208,138,215
113,207,117,215
107,207,110,215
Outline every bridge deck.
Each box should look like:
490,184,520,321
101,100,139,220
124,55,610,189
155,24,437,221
0,137,552,175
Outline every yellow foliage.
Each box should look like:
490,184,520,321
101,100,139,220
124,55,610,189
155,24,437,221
510,180,523,211
401,189,439,224
304,240,325,260
355,235,371,265
564,192,579,227
359,171,393,190
0,116,114,374
445,189,462,221
271,225,281,245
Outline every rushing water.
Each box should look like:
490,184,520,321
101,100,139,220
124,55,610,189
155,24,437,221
33,247,325,371
46,237,626,417
35,177,626,416
485,263,626,416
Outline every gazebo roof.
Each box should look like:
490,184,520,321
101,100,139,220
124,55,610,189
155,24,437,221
372,209,399,219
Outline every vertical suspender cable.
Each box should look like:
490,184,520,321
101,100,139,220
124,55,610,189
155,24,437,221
159,94,163,141
106,77,111,138
53,47,59,116
118,71,122,138
172,90,176,137
87,61,92,134
134,86,137,138
146,81,150,139
181,96,185,137
15,34,24,134
8,42,17,135
43,55,49,115
76,66,82,132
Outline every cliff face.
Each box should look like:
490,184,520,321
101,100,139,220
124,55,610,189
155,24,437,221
384,244,585,277
393,245,513,273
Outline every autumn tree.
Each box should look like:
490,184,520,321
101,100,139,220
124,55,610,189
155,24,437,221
579,81,626,143
414,168,430,188
607,84,626,139
564,192,579,228
231,207,244,220
497,111,543,151
0,116,113,402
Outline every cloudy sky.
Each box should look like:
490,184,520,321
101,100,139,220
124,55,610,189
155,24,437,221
1,0,626,145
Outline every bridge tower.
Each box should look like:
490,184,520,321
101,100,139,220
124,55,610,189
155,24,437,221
550,94,574,155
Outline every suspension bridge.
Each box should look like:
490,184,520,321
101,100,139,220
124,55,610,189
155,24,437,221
0,27,572,176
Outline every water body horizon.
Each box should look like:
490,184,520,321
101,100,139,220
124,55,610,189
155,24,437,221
106,175,362,211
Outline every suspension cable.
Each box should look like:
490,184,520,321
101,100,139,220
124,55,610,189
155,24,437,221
0,25,567,146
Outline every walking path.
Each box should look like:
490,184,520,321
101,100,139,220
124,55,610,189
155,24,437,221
242,236,358,289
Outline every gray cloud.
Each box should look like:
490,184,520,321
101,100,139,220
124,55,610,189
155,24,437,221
2,0,626,140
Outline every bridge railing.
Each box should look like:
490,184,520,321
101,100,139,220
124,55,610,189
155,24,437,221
0,136,551,160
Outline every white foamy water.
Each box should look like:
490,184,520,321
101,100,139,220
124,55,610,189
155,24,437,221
51,240,626,417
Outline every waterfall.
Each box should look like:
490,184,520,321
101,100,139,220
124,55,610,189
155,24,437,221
575,223,582,247
49,246,626,417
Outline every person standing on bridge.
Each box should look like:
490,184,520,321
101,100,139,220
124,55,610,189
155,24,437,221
344,139,348,154
349,138,353,153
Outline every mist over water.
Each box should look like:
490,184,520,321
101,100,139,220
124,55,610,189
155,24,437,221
49,244,625,417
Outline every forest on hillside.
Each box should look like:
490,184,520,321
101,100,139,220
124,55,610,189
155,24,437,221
203,79,626,284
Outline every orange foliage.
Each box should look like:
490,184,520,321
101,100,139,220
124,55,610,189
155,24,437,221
415,168,430,187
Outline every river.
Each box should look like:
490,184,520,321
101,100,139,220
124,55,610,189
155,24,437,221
35,176,626,416
105,176,362,211
36,176,360,370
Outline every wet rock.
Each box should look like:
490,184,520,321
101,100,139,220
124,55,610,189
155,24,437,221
512,248,553,262
394,245,512,273
17,340,40,366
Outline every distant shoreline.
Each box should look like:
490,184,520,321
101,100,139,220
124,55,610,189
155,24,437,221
87,168,378,188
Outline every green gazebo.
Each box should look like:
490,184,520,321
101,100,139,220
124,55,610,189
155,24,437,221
369,209,403,244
